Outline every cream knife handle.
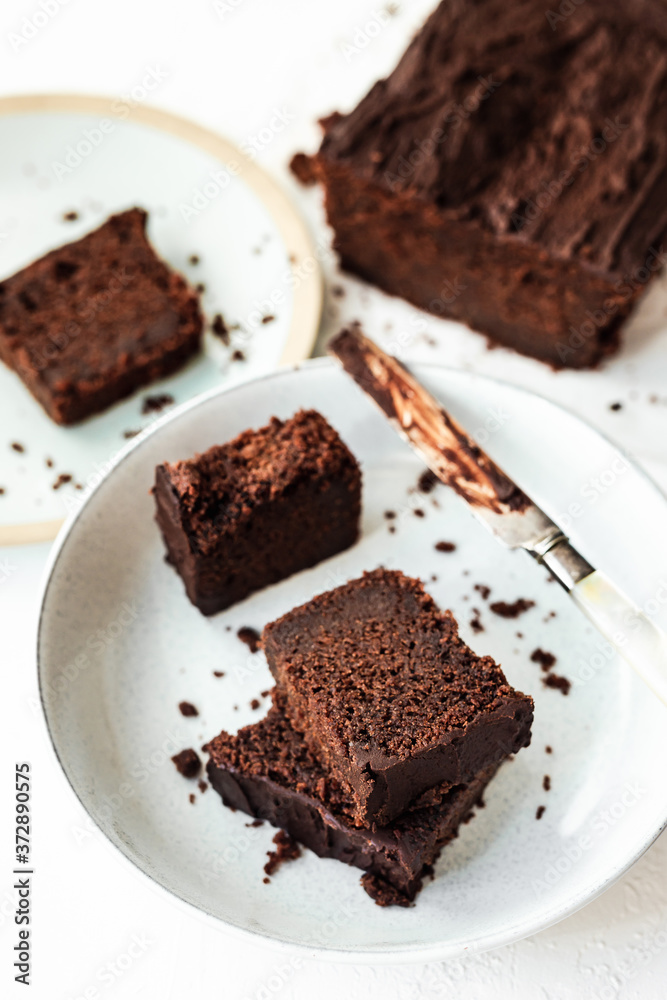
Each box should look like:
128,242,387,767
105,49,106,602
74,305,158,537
570,570,667,707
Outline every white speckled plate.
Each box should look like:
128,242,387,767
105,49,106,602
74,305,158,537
38,359,667,963
0,95,322,544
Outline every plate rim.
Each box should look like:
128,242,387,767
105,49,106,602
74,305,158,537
0,92,323,545
36,357,667,964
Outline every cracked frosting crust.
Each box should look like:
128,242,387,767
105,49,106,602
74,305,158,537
319,0,667,278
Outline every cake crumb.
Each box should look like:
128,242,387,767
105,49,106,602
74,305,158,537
264,830,301,878
171,748,201,778
189,793,196,805
45,457,54,468
231,349,246,362
536,805,546,820
543,672,571,695
490,598,535,618
196,282,206,293
469,608,484,633
237,627,261,654
545,745,553,754
474,583,491,600
11,442,25,453
246,819,264,828
52,473,72,490
213,670,225,678
413,508,425,518
384,510,396,519
211,313,230,344
289,151,318,186
531,648,557,671
178,701,199,717
435,541,456,553
417,469,438,494
543,775,551,792
63,210,79,221
609,401,623,411
332,284,345,298
142,393,174,415
388,525,396,533
261,314,275,324
198,779,208,794
250,698,261,710
188,254,200,265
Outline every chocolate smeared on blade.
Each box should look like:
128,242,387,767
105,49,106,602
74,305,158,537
329,325,530,516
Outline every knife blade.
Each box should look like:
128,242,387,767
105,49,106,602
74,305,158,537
329,325,667,705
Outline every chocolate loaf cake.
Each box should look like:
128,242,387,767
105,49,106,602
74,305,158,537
0,208,203,423
154,410,362,615
206,696,499,906
264,569,533,828
312,0,667,367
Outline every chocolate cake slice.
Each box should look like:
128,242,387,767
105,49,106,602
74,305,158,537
0,208,203,424
311,0,667,368
264,569,533,828
206,696,499,906
154,410,361,615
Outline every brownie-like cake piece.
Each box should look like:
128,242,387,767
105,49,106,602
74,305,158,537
154,410,361,615
264,569,533,828
312,0,667,368
206,697,498,906
0,208,203,423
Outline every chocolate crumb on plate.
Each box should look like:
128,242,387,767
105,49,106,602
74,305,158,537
141,393,174,415
250,698,261,710
11,442,25,453
609,402,623,411
417,469,438,493
198,779,208,793
213,670,225,678
63,210,79,221
123,429,140,439
474,583,491,599
264,830,302,879
469,608,484,633
331,284,345,298
490,598,535,619
231,349,246,362
543,775,551,792
531,648,556,671
211,313,230,344
543,673,571,695
261,314,275,324
435,541,456,553
545,745,553,754
52,473,72,490
45,457,54,468
289,151,318,186
237,627,261,654
384,510,396,519
189,793,196,805
414,508,425,518
388,525,396,533
246,819,264,828
171,748,201,778
178,701,199,717
188,254,200,265
536,805,546,820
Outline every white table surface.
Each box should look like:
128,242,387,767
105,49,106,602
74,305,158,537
2,1,667,997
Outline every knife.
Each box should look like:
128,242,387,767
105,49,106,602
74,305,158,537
328,325,667,706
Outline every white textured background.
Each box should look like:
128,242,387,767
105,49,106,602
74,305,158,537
2,0,667,997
